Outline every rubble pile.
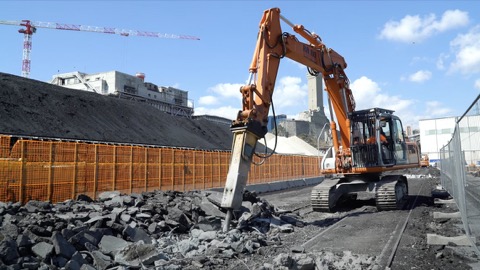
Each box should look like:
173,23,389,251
0,190,307,270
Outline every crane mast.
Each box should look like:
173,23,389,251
0,19,200,78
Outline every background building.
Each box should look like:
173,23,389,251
419,114,480,166
267,114,287,132
278,74,330,140
51,71,193,117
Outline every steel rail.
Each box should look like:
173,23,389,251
383,180,426,269
291,179,429,269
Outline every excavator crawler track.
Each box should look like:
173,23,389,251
375,176,408,211
310,179,340,212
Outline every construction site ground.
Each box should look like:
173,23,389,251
1,72,479,269
239,167,480,270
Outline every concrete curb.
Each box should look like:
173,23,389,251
208,176,324,194
245,176,324,194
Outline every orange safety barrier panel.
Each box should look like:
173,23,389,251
0,135,321,203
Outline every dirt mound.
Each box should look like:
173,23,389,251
0,72,233,150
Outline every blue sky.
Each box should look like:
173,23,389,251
1,1,479,129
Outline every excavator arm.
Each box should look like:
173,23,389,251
221,7,354,231
231,8,354,149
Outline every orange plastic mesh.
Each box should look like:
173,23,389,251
0,135,321,203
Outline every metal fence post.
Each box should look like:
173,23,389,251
93,144,98,199
145,148,148,192
193,150,196,190
112,146,116,191
158,148,162,191
19,140,26,204
47,142,54,202
171,149,175,191
72,143,78,200
129,146,133,194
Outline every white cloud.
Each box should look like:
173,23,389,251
408,70,432,83
194,105,238,120
475,79,480,89
271,76,308,112
208,83,243,99
350,76,416,126
198,95,218,106
436,53,449,70
425,101,452,116
196,83,242,113
194,76,307,120
350,76,381,109
194,83,242,119
448,26,480,75
379,9,469,43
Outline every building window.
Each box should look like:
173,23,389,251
441,128,452,134
123,85,137,94
425,130,436,135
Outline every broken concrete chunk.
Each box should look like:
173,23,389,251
114,243,167,267
123,225,152,244
32,242,54,259
0,237,20,264
200,196,226,218
52,231,77,259
198,231,217,241
90,250,112,270
99,235,130,255
98,191,121,201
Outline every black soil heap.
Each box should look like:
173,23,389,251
0,72,232,150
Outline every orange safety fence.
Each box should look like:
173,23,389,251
0,135,321,203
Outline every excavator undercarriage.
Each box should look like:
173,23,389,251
310,174,409,212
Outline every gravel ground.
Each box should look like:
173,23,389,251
2,168,478,269
221,167,480,270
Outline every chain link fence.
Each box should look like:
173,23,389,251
439,94,480,253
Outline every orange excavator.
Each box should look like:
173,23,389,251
221,8,420,231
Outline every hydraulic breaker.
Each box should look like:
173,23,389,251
221,128,259,232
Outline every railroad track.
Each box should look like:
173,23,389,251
298,179,428,269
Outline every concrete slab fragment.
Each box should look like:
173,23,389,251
426,234,475,246
432,211,461,219
200,196,226,218
434,198,456,205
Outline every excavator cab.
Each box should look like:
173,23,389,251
350,108,408,168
